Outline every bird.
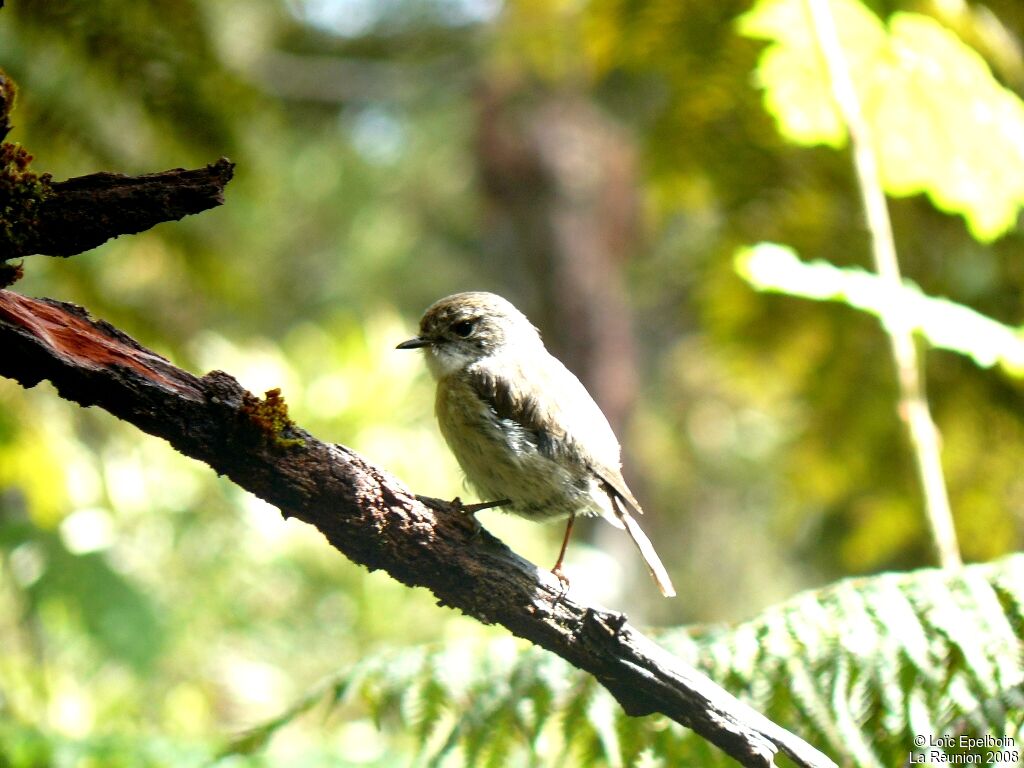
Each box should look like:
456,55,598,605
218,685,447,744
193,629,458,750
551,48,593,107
396,291,676,597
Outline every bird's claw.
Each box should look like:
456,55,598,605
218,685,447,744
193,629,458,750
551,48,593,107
456,497,512,514
416,495,509,537
451,498,512,538
550,565,571,595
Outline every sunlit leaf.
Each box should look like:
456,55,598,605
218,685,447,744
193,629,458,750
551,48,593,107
735,242,1024,375
739,0,1024,241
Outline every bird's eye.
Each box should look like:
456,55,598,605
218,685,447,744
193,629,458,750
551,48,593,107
451,320,475,338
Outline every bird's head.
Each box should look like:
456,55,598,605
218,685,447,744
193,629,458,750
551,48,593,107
396,291,542,378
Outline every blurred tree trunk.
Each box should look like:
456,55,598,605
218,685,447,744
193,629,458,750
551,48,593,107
475,81,642,438
476,81,664,601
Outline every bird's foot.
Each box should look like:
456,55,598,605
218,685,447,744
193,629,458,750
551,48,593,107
455,497,512,514
414,495,450,513
550,565,571,595
416,495,510,537
452,497,512,537
448,497,482,537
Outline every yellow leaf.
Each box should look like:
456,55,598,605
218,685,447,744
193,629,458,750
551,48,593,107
740,0,1024,241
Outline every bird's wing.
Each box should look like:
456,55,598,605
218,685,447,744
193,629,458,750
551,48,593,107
469,356,673,597
469,360,564,446
469,355,644,516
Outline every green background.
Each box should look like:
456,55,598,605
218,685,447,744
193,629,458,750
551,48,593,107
1,0,1022,764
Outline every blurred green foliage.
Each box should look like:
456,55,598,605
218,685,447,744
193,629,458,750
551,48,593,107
0,0,1022,765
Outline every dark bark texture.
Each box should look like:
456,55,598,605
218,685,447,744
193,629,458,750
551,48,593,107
0,290,836,768
0,158,234,260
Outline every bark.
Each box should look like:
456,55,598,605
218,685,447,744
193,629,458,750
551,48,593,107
0,289,836,768
0,158,234,261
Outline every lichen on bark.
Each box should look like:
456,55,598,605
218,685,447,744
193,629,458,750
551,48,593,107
0,69,53,268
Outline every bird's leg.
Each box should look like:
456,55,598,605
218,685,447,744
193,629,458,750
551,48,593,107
551,512,576,589
415,496,511,538
452,498,511,537
457,498,512,514
415,495,510,515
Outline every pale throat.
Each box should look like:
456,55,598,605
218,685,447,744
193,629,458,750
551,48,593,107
424,344,479,380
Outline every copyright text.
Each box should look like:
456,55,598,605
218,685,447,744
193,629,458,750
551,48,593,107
909,734,1019,764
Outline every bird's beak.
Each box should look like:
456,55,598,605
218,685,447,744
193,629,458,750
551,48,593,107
396,336,432,350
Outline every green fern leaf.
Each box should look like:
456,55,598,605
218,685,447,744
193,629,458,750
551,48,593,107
241,555,1024,767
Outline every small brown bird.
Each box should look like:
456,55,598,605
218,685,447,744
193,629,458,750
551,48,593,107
397,291,675,597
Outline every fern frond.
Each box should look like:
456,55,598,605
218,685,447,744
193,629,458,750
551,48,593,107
238,555,1024,767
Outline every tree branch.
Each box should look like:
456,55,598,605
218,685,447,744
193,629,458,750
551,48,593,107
0,289,836,768
0,158,235,261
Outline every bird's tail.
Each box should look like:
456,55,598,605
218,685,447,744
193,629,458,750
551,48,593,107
609,495,677,598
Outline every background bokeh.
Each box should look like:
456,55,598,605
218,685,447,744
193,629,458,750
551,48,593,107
1,0,1022,764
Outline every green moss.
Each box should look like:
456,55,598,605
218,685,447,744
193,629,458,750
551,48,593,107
0,142,53,257
240,388,306,450
0,67,17,136
0,69,52,261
